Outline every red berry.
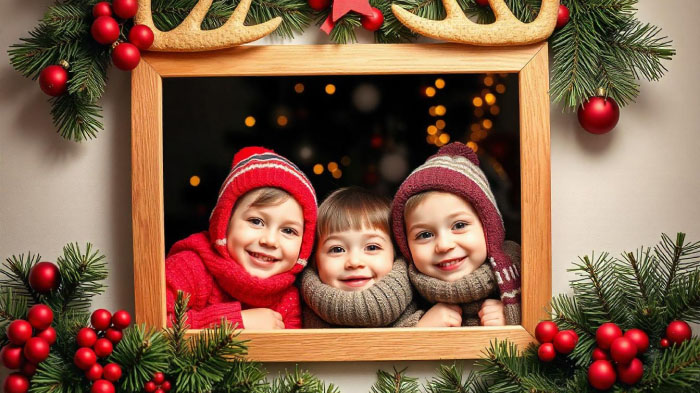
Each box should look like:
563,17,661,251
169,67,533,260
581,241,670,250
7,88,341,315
23,337,50,364
105,328,123,344
28,304,54,330
111,310,131,330
3,373,29,393
555,5,570,30
91,16,120,45
592,347,609,361
91,309,112,331
617,357,644,385
37,327,57,346
1,345,25,369
535,321,559,344
152,372,165,384
144,381,157,393
20,362,37,377
624,328,650,354
660,338,670,348
537,343,556,362
112,0,139,19
103,363,122,382
28,262,60,293
666,320,693,345
553,330,578,355
307,0,330,11
112,43,141,71
161,381,171,391
610,337,638,365
596,322,623,350
128,25,154,50
74,347,97,370
6,320,33,345
588,360,617,390
77,327,98,347
92,2,113,18
475,0,489,6
86,363,104,381
94,338,113,358
360,7,384,32
91,379,115,393
154,389,164,393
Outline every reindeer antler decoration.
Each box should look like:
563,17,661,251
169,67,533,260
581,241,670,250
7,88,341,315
135,0,282,52
392,0,560,46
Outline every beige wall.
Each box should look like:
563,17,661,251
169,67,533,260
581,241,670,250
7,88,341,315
2,1,699,391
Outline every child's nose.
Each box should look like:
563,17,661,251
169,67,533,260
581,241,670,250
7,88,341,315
345,251,365,268
259,229,278,248
434,233,455,253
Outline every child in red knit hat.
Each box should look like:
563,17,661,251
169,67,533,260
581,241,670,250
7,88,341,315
391,143,522,327
165,147,317,329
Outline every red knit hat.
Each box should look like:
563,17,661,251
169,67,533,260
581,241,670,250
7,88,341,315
209,147,318,274
391,143,521,320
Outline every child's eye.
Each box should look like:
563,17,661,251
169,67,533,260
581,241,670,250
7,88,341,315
281,228,299,236
248,218,263,226
328,246,345,254
415,231,433,240
453,221,468,230
366,244,382,252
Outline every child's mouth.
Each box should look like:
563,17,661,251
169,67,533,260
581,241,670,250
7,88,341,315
247,251,279,264
340,277,372,287
436,257,464,271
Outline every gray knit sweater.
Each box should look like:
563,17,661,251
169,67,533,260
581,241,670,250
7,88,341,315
300,258,424,328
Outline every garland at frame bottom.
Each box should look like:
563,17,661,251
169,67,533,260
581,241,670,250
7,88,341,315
1,232,698,393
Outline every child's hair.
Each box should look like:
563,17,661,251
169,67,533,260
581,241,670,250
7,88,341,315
403,191,432,220
317,187,391,240
233,187,290,211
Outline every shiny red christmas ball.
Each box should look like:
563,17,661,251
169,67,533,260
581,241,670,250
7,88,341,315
92,2,112,18
6,320,33,345
112,43,141,71
624,329,650,354
23,337,50,364
111,310,132,330
113,0,139,19
28,304,54,330
38,66,68,97
143,381,157,393
475,0,489,6
610,337,638,365
596,322,623,350
307,0,330,11
37,327,57,346
666,320,693,345
537,343,556,362
556,5,570,29
20,362,37,377
578,95,620,134
1,345,25,369
86,363,104,381
103,363,122,382
77,327,98,347
588,360,617,390
91,309,112,331
3,373,29,393
105,328,123,344
161,381,171,391
154,389,164,393
592,348,609,361
128,25,154,50
94,338,113,358
535,321,559,344
553,330,578,355
74,347,97,370
91,379,115,393
361,8,384,32
152,372,166,385
660,338,670,348
617,357,644,385
29,262,60,293
91,16,120,45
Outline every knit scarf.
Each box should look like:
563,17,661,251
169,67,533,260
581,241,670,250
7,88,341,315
301,258,420,327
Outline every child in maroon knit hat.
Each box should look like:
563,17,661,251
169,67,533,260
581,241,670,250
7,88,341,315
165,146,317,329
391,143,521,326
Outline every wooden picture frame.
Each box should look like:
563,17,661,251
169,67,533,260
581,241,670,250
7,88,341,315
131,43,552,362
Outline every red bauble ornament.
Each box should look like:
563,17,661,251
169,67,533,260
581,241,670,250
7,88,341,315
624,329,650,354
6,320,33,345
556,5,570,29
592,348,609,361
74,348,97,370
37,327,57,346
91,16,120,45
38,66,68,97
23,337,50,364
360,7,384,32
617,357,643,385
28,262,60,293
20,362,37,377
103,363,122,382
537,343,556,362
160,381,171,392
94,338,113,358
308,0,330,11
105,328,123,344
154,389,164,393
91,380,115,393
535,321,559,344
77,328,98,347
111,310,132,330
128,25,154,50
143,381,157,393
86,363,104,381
588,360,617,390
553,330,578,355
1,345,25,369
91,309,112,331
610,337,638,365
112,0,139,19
3,373,29,393
152,372,165,385
112,43,141,71
596,322,623,350
666,320,693,345
660,338,670,348
475,0,489,6
578,94,620,134
92,2,113,18
28,304,54,330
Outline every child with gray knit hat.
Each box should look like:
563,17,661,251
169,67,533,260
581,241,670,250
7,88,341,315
391,143,521,326
301,187,424,328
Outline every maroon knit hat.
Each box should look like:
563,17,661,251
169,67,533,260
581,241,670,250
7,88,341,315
391,143,521,321
209,146,318,274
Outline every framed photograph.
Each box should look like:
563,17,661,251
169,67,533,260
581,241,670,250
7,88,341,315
131,43,551,361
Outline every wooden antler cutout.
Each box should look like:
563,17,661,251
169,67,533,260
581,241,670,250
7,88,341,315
135,0,282,52
391,0,560,46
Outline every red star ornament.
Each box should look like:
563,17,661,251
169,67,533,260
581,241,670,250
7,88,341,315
321,0,374,34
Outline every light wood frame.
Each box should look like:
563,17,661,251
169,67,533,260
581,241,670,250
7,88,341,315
131,43,552,362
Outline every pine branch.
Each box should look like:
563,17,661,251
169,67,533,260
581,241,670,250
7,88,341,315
665,270,700,324
43,3,91,40
30,352,87,393
213,359,269,393
569,253,628,326
110,324,171,393
424,363,483,393
639,339,700,392
0,252,43,304
164,291,191,360
266,366,339,393
549,294,597,367
49,94,104,141
608,20,675,82
50,243,108,314
370,367,419,393
67,45,111,103
0,288,29,346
